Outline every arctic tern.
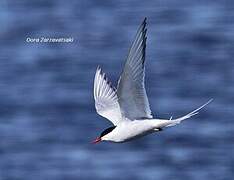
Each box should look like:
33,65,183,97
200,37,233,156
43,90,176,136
92,18,212,144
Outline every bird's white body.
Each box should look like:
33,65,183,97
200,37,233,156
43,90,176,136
93,18,212,143
101,119,166,142
101,106,209,143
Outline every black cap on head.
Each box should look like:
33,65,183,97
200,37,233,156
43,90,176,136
100,126,116,137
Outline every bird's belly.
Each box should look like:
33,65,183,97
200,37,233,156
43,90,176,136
121,129,155,142
110,121,156,142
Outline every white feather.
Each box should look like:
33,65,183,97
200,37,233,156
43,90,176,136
94,67,125,125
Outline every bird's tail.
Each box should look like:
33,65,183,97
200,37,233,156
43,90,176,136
166,99,213,127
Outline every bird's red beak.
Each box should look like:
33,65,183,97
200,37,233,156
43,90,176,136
92,137,101,144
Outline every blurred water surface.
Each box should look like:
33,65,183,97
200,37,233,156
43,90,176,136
0,0,233,180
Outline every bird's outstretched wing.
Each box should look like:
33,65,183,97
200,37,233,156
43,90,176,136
117,18,153,120
94,67,124,125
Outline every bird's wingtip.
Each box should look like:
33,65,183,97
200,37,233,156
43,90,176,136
96,65,102,73
142,17,147,25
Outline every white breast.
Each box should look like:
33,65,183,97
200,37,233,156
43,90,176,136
102,120,156,142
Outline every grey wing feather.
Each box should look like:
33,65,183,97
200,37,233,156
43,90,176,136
117,18,153,120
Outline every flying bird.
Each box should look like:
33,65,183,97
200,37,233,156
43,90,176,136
92,18,212,143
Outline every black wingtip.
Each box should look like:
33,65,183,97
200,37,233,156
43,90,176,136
142,17,147,27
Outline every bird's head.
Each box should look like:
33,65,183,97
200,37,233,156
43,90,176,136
92,126,116,144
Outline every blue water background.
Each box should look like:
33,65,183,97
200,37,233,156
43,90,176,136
0,0,233,179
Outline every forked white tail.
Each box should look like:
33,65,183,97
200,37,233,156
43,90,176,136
166,99,213,127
